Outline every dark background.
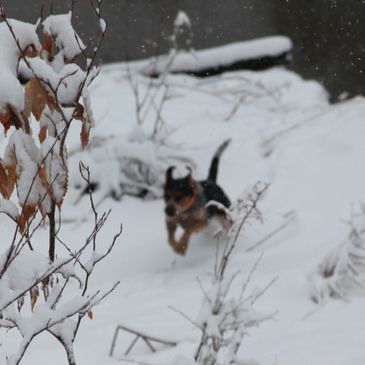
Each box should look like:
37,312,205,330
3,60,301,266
3,0,365,98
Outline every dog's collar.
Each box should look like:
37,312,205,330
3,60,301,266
184,189,197,210
183,183,206,214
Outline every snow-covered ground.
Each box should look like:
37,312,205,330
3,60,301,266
2,60,365,365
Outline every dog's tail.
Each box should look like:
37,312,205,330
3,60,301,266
207,138,231,182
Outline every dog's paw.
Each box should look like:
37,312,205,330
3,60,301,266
174,245,187,255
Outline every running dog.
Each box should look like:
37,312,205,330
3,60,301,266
163,140,231,255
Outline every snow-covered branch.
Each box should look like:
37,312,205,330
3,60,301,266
0,3,122,365
176,183,274,365
309,203,365,303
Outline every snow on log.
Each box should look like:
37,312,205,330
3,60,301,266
130,35,292,77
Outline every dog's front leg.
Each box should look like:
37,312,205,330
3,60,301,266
174,228,193,255
174,220,209,255
166,220,190,255
166,220,178,250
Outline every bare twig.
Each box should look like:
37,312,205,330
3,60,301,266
109,324,177,358
168,305,203,330
246,210,295,252
219,183,269,278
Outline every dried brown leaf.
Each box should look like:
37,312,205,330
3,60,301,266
74,103,84,121
19,205,37,232
23,44,38,58
38,125,47,143
17,296,25,312
40,139,68,208
0,106,23,134
24,77,56,121
41,32,54,61
2,161,16,199
0,162,9,199
30,286,39,311
80,123,90,148
75,102,92,148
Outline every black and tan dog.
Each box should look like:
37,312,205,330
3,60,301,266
164,140,231,255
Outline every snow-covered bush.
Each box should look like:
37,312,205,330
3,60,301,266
194,183,274,365
0,3,122,364
174,183,275,365
194,262,275,365
309,204,365,303
71,133,195,201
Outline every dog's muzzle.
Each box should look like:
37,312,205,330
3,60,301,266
165,204,176,217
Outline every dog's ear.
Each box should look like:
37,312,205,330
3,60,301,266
166,166,175,183
185,166,194,185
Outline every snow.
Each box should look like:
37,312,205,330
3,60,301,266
99,19,107,33
0,19,39,113
1,42,365,365
39,107,63,137
41,136,68,206
4,130,45,208
174,11,191,28
0,198,19,219
2,251,50,293
27,57,86,106
42,12,85,61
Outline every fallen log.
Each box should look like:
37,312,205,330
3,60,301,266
123,35,292,78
